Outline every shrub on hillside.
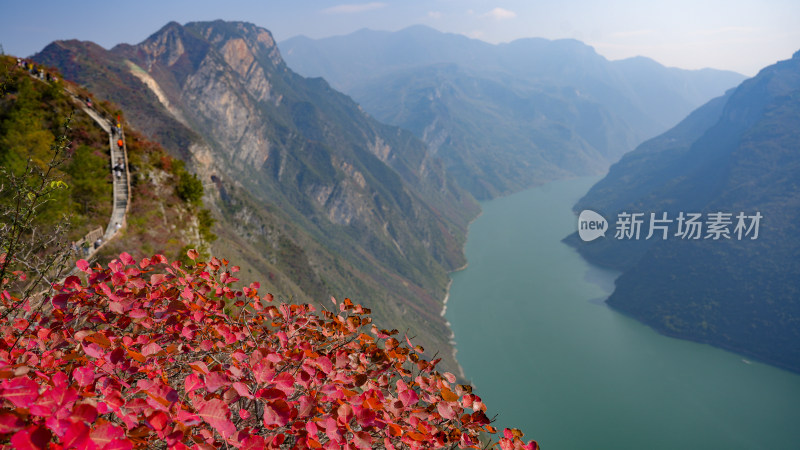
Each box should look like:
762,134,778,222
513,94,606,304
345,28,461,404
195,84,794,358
0,251,538,449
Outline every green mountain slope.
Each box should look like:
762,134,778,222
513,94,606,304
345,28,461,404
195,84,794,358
569,50,800,372
0,55,214,271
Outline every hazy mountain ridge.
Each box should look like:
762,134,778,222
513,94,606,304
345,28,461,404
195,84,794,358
34,20,478,371
280,25,746,199
570,50,800,372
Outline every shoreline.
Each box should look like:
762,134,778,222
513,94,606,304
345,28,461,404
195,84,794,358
441,209,482,381
441,279,466,379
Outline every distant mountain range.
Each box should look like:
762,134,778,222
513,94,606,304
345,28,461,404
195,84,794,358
34,20,479,371
31,19,771,376
568,50,800,373
280,25,746,199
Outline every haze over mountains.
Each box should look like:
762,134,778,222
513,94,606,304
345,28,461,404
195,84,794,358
281,25,746,198
34,20,478,370
570,50,800,372
30,18,798,378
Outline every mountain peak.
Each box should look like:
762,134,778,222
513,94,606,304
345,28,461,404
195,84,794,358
184,20,284,68
137,21,198,68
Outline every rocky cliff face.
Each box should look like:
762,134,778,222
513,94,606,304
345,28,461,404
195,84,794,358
34,20,478,372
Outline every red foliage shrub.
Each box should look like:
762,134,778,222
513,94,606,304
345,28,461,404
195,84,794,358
0,251,538,449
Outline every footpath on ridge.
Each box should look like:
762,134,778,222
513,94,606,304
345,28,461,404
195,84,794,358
75,100,131,250
21,60,131,263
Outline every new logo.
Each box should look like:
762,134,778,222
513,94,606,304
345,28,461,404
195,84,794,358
578,210,607,242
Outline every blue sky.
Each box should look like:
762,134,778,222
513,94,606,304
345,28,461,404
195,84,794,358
1,0,798,76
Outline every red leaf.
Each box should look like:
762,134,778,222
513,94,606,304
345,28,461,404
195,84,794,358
47,386,79,413
181,287,194,301
324,417,342,443
148,411,169,431
45,418,71,437
187,249,199,260
104,392,125,411
51,293,69,310
72,403,98,423
13,318,29,331
197,398,236,438
240,435,267,449
128,309,147,319
189,361,209,375
355,407,376,428
353,431,372,449
73,366,95,388
141,342,162,357
1,377,39,408
437,401,458,420
90,422,125,446
76,259,90,273
263,399,292,427
176,409,201,426
64,275,82,289
256,388,286,401
273,371,295,394
62,421,91,448
11,425,51,450
150,273,167,285
166,430,185,447
29,393,55,417
306,421,318,435
101,439,134,450
252,361,275,384
145,382,178,411
185,373,203,393
399,389,419,407
314,356,333,374
0,412,24,433
204,372,228,393
119,252,134,266
111,272,127,287
336,403,353,425
232,382,253,399
82,342,105,359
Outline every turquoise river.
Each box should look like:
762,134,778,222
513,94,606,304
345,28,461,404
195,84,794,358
445,176,800,450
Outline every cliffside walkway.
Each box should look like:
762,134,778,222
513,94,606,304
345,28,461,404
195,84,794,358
77,102,131,248
50,93,132,279
16,62,132,305
21,62,131,260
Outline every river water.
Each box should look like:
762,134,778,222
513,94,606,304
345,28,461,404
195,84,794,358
445,176,800,450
